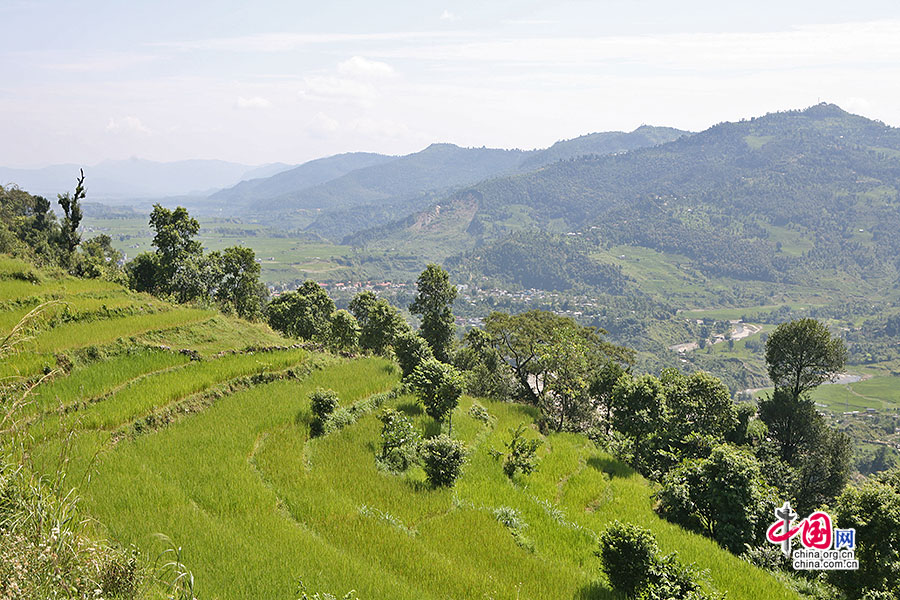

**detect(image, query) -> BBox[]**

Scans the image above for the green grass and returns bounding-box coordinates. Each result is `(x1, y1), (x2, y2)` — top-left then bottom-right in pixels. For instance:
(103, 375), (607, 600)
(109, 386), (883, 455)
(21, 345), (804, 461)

(21, 347), (190, 420)
(754, 375), (900, 412)
(29, 347), (308, 441)
(65, 358), (795, 600)
(31, 308), (216, 353)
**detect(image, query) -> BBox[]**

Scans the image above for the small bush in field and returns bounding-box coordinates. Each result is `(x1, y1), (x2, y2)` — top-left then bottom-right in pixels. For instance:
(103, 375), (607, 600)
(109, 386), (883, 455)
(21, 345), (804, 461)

(502, 423), (542, 478)
(421, 434), (466, 487)
(308, 388), (339, 436)
(378, 408), (419, 471)
(597, 521), (720, 599)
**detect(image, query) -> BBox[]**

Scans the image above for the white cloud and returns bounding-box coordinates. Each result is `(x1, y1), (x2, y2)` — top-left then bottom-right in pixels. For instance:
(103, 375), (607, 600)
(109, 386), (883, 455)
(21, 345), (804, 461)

(337, 56), (395, 79)
(105, 116), (152, 135)
(300, 76), (379, 105)
(440, 10), (458, 21)
(235, 96), (272, 109)
(306, 112), (340, 137)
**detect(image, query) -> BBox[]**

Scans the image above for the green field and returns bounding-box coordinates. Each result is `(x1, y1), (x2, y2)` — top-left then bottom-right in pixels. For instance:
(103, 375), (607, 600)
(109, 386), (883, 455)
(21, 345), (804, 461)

(754, 375), (900, 412)
(3, 263), (798, 600)
(82, 215), (351, 285)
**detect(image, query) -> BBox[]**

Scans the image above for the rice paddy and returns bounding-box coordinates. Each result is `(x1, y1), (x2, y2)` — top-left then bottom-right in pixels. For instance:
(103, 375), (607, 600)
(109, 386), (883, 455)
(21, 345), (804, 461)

(2, 264), (799, 599)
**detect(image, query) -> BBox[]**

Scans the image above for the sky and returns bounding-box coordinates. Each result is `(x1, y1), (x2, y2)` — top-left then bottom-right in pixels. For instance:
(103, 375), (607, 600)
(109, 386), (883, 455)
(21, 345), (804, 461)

(3, 0), (900, 167)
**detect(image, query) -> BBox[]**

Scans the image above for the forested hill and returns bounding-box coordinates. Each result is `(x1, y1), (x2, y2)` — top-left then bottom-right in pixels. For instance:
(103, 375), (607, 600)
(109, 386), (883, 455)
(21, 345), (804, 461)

(351, 104), (900, 285)
(518, 125), (689, 171)
(206, 126), (687, 240)
(252, 143), (531, 213)
(208, 151), (394, 206)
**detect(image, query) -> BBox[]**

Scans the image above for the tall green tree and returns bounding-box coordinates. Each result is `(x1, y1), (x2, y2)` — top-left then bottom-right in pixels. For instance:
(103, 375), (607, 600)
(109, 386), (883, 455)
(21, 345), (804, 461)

(765, 318), (847, 400)
(148, 204), (202, 294)
(409, 264), (457, 362)
(483, 309), (632, 407)
(214, 246), (267, 319)
(356, 296), (408, 354)
(589, 361), (626, 435)
(266, 281), (335, 340)
(611, 374), (667, 469)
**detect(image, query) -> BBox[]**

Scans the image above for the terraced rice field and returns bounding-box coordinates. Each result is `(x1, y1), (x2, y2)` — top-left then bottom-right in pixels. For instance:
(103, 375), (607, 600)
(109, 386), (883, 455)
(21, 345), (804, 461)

(2, 263), (798, 600)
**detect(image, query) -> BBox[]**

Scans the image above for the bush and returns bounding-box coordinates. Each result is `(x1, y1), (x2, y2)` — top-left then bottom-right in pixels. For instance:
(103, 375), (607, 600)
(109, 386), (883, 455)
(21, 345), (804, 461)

(309, 388), (339, 436)
(502, 424), (542, 478)
(408, 359), (464, 431)
(597, 521), (659, 598)
(420, 435), (466, 487)
(378, 409), (419, 471)
(656, 444), (776, 554)
(598, 521), (721, 600)
(309, 388), (339, 421)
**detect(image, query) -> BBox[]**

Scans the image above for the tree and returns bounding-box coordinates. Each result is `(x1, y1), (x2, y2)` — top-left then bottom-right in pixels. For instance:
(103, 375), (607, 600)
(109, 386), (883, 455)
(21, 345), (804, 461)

(408, 359), (464, 434)
(378, 408), (419, 471)
(757, 388), (821, 466)
(393, 331), (434, 379)
(830, 469), (900, 599)
(126, 252), (161, 294)
(420, 434), (466, 487)
(793, 424), (852, 515)
(541, 324), (596, 432)
(661, 369), (737, 442)
(74, 234), (123, 279)
(656, 444), (776, 553)
(348, 290), (377, 325)
(329, 309), (359, 350)
(502, 424), (542, 478)
(483, 310), (632, 407)
(266, 281), (335, 340)
(148, 204), (202, 295)
(57, 169), (85, 260)
(589, 361), (626, 435)
(765, 318), (847, 400)
(409, 264), (457, 362)
(611, 374), (667, 469)
(455, 328), (517, 401)
(214, 246), (267, 319)
(357, 297), (408, 354)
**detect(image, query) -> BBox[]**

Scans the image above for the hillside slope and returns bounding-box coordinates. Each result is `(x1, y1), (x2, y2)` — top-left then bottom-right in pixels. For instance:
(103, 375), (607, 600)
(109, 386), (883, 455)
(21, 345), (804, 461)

(352, 104), (900, 288)
(2, 256), (797, 600)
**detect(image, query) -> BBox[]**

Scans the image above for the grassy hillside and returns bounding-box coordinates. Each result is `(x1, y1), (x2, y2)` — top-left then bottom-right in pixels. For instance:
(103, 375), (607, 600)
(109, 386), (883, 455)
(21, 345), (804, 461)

(2, 257), (798, 599)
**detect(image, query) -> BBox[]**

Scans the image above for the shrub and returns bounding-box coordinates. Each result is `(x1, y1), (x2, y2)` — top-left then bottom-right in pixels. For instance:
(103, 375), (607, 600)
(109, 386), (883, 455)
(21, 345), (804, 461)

(598, 521), (720, 599)
(309, 388), (339, 421)
(309, 388), (339, 436)
(420, 434), (466, 487)
(378, 409), (419, 471)
(656, 444), (776, 553)
(408, 359), (465, 431)
(598, 521), (659, 598)
(502, 424), (542, 478)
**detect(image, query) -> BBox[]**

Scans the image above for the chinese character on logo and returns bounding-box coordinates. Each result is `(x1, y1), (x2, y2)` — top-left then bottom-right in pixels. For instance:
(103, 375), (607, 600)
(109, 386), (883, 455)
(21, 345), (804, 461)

(800, 511), (832, 550)
(834, 529), (856, 550)
(766, 502), (800, 556)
